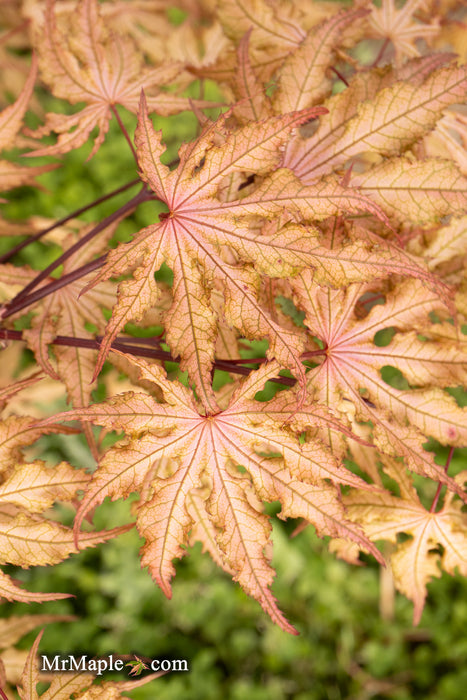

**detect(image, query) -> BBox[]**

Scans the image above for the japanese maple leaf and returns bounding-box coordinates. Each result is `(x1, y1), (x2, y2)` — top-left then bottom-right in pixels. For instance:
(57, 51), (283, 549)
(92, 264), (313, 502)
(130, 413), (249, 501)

(271, 6), (369, 114)
(0, 613), (74, 689)
(0, 377), (128, 601)
(229, 7), (368, 124)
(213, 0), (305, 83)
(369, 0), (440, 65)
(426, 109), (467, 177)
(49, 355), (381, 634)
(351, 157), (467, 226)
(343, 457), (467, 624)
(283, 62), (467, 212)
(86, 92), (403, 413)
(25, 0), (211, 158)
(292, 275), (467, 496)
(0, 54), (54, 190)
(0, 453), (130, 601)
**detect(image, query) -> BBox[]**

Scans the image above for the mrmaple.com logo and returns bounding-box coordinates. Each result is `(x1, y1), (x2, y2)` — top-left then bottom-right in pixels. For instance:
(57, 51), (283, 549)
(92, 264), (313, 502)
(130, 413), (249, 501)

(40, 654), (189, 675)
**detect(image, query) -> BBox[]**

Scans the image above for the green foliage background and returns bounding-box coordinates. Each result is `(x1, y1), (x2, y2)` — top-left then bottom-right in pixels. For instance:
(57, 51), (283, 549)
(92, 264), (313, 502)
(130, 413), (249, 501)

(1, 75), (467, 700)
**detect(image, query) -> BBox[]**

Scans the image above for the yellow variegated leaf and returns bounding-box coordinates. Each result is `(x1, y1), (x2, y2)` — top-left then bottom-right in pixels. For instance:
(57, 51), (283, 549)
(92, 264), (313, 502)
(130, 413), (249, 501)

(232, 30), (273, 123)
(352, 158), (467, 225)
(0, 504), (130, 568)
(218, 0), (304, 48)
(419, 214), (467, 269)
(88, 95), (328, 411)
(0, 55), (37, 152)
(17, 630), (93, 700)
(369, 0), (440, 65)
(292, 277), (467, 493)
(46, 356), (381, 634)
(0, 570), (71, 604)
(0, 461), (89, 513)
(0, 615), (73, 651)
(344, 462), (467, 623)
(273, 7), (368, 113)
(0, 55), (55, 190)
(287, 64), (467, 182)
(26, 0), (212, 157)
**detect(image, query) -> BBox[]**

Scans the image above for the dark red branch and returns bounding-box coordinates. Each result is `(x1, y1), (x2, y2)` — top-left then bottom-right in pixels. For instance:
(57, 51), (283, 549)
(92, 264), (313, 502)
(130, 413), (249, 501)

(0, 178), (141, 265)
(3, 188), (154, 317)
(0, 328), (317, 386)
(371, 37), (390, 68)
(1, 256), (106, 319)
(330, 66), (349, 87)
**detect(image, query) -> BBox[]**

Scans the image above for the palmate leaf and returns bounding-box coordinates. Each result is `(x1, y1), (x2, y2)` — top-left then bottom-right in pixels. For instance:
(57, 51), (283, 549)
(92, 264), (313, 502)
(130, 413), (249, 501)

(25, 0), (213, 158)
(0, 379), (129, 602)
(344, 458), (467, 624)
(87, 91), (421, 413)
(87, 97), (327, 411)
(351, 157), (467, 226)
(0, 613), (74, 688)
(0, 570), (71, 604)
(1, 222), (117, 457)
(272, 7), (369, 113)
(284, 63), (467, 182)
(48, 355), (382, 634)
(0, 54), (55, 191)
(414, 214), (467, 269)
(369, 0), (440, 65)
(292, 277), (467, 495)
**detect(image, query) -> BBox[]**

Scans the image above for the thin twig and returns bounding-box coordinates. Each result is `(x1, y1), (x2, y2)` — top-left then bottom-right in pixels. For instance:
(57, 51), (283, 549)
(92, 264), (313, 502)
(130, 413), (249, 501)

(0, 328), (303, 386)
(429, 445), (455, 513)
(3, 189), (153, 315)
(371, 37), (390, 68)
(1, 256), (106, 319)
(111, 104), (138, 163)
(330, 66), (349, 87)
(0, 178), (141, 264)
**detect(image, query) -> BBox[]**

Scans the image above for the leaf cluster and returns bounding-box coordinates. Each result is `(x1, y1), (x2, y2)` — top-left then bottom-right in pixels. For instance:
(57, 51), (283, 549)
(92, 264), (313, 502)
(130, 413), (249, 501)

(0, 0), (467, 694)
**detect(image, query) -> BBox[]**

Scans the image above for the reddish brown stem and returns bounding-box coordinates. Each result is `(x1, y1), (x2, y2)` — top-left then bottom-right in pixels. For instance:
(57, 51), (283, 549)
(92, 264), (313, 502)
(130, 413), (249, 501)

(429, 446), (455, 513)
(111, 104), (138, 163)
(330, 66), (349, 87)
(0, 328), (298, 386)
(0, 686), (10, 700)
(1, 256), (106, 319)
(0, 178), (141, 265)
(371, 37), (390, 67)
(302, 347), (328, 359)
(3, 189), (153, 316)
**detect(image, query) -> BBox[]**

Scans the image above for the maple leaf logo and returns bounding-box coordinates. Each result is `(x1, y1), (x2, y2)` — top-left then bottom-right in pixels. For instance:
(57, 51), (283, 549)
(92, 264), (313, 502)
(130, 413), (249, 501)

(126, 656), (149, 677)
